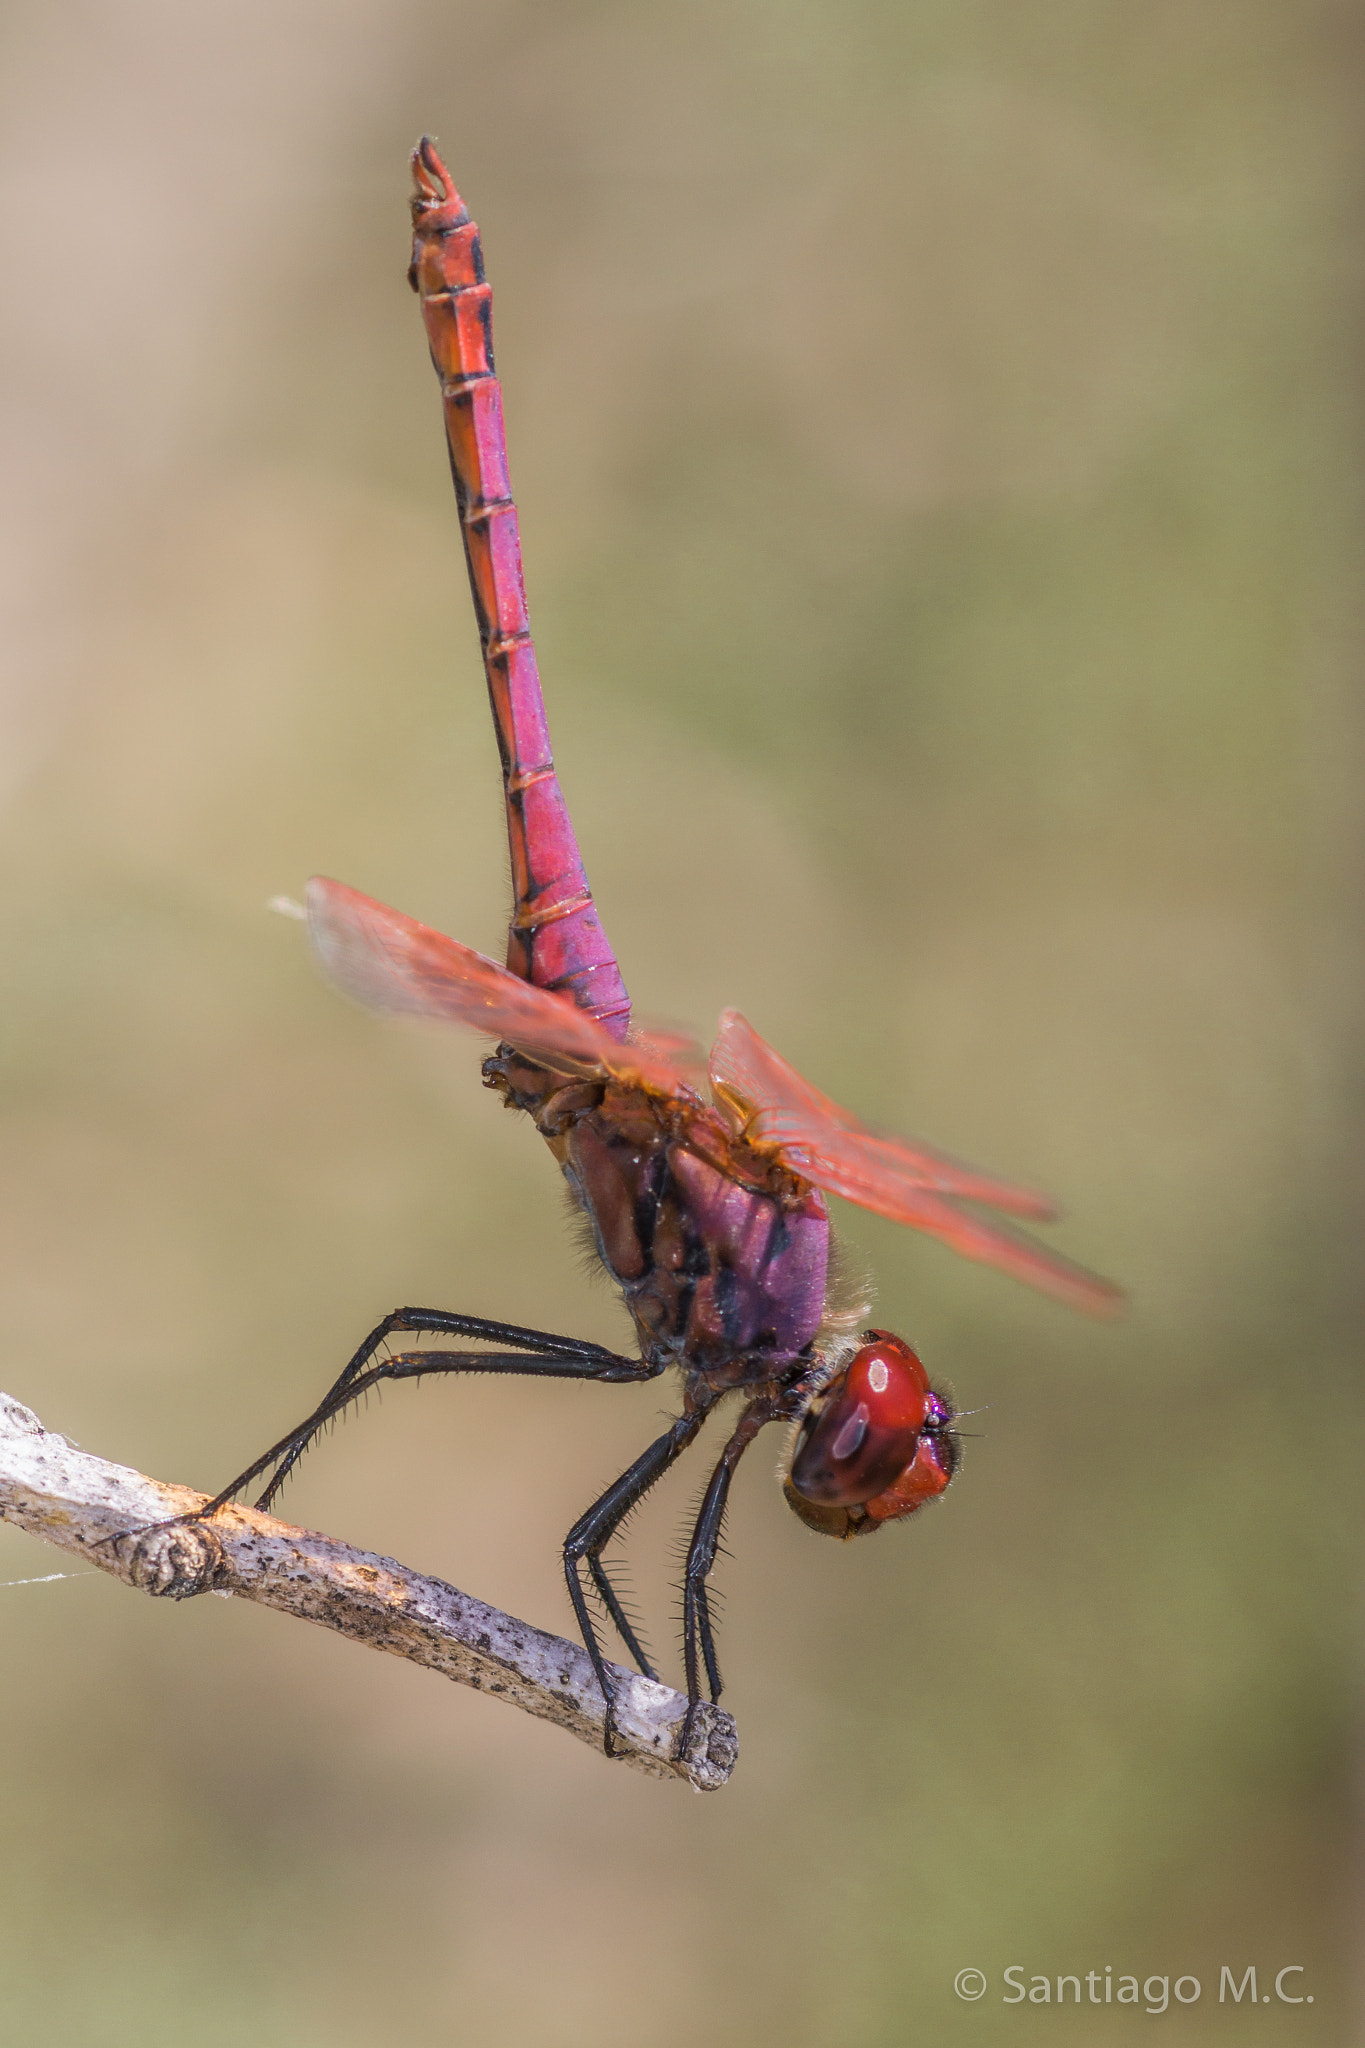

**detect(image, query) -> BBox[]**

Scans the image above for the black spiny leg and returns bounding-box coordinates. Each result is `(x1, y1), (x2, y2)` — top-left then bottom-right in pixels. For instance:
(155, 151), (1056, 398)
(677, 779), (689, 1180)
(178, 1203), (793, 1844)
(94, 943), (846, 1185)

(194, 1308), (659, 1520)
(678, 1397), (773, 1756)
(694, 1580), (724, 1706)
(586, 1556), (657, 1681)
(563, 1404), (711, 1755)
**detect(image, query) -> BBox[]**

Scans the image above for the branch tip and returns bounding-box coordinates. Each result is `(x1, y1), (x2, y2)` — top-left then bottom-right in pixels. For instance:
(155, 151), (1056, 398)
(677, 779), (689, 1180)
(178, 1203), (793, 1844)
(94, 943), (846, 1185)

(0, 1390), (737, 1790)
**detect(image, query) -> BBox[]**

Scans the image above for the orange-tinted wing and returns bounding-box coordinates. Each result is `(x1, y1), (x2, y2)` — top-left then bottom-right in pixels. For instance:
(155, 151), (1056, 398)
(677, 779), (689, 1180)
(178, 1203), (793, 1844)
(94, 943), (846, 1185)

(628, 1022), (711, 1093)
(709, 1009), (1121, 1318)
(710, 1010), (1055, 1214)
(307, 878), (698, 1097)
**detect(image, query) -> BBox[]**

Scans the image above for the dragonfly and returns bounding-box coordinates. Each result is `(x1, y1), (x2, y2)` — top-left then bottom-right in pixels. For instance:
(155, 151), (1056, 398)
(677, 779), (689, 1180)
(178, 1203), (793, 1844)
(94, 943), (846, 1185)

(201, 137), (1120, 1757)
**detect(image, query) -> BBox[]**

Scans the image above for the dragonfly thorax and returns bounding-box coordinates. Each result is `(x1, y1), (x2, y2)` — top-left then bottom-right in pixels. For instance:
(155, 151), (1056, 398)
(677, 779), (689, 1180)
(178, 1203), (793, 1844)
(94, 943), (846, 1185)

(483, 1047), (831, 1387)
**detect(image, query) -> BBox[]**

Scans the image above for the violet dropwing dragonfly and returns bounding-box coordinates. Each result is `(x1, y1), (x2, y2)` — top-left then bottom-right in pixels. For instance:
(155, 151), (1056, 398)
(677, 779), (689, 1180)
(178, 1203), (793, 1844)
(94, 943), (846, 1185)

(202, 138), (1120, 1757)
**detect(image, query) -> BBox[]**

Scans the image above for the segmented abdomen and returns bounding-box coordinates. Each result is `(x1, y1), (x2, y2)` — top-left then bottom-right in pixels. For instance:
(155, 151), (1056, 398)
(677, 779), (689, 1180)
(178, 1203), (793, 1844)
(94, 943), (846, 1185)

(409, 137), (631, 1038)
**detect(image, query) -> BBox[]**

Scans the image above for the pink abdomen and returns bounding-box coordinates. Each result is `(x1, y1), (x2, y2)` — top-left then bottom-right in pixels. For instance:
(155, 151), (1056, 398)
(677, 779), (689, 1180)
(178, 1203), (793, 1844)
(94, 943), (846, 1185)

(409, 139), (631, 1037)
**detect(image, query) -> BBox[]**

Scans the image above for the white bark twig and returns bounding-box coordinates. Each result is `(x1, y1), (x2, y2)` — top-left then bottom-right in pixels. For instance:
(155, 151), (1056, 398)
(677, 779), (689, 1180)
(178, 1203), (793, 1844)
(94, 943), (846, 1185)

(0, 1391), (737, 1791)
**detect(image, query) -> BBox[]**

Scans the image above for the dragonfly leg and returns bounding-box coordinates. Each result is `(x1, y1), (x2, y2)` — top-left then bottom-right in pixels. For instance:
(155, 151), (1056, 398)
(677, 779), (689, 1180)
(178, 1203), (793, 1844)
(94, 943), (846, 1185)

(678, 1398), (774, 1755)
(562, 1406), (710, 1756)
(585, 1556), (657, 1682)
(196, 1307), (656, 1520)
(694, 1581), (723, 1707)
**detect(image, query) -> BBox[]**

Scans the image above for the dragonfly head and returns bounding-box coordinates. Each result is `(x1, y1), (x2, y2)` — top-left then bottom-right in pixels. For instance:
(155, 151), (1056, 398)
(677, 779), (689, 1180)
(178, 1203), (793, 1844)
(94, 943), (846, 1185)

(782, 1331), (958, 1539)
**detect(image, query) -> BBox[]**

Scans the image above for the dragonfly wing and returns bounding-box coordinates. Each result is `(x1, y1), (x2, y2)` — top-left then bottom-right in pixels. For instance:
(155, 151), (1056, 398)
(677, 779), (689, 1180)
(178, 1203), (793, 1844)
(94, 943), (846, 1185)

(306, 879), (699, 1095)
(629, 1022), (711, 1092)
(772, 1145), (1121, 1317)
(709, 1010), (1121, 1318)
(308, 878), (612, 1067)
(710, 1010), (1056, 1216)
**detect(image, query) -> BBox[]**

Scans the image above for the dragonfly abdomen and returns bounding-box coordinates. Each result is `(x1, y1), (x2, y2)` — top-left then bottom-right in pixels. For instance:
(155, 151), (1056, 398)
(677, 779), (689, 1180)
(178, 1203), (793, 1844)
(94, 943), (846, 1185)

(409, 137), (631, 1038)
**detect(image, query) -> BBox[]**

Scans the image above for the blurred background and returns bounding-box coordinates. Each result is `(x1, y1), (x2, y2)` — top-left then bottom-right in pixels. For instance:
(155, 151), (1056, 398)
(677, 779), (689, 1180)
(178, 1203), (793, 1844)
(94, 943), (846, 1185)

(0, 0), (1358, 2040)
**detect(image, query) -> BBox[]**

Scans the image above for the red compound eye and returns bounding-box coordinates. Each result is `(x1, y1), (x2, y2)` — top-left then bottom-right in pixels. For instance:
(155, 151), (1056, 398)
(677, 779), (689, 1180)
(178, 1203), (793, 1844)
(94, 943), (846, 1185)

(862, 1429), (954, 1522)
(789, 1331), (947, 1509)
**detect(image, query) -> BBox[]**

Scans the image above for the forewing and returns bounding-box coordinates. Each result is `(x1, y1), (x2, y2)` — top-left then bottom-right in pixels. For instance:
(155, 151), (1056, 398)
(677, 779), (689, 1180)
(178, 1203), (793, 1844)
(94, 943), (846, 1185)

(710, 1010), (1055, 1216)
(709, 1009), (1121, 1318)
(778, 1158), (1120, 1317)
(629, 1022), (711, 1091)
(307, 878), (697, 1095)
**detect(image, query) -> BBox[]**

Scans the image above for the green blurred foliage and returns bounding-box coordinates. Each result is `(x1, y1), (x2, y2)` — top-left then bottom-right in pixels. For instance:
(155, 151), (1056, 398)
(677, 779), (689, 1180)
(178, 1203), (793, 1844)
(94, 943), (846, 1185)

(0, 0), (1357, 2040)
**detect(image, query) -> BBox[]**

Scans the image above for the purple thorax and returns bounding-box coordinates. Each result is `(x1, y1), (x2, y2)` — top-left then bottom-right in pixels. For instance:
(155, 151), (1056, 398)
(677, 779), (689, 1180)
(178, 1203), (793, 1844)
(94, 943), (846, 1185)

(665, 1150), (829, 1370)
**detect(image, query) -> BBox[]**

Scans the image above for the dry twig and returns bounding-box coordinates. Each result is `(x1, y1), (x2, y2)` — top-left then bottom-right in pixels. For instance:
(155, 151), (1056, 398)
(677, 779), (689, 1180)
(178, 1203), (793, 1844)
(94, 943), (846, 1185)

(0, 1389), (737, 1791)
